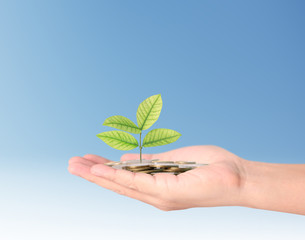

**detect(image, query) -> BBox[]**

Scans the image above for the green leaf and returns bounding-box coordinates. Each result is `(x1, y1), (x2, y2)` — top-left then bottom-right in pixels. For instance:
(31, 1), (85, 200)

(96, 131), (139, 150)
(136, 94), (162, 130)
(103, 115), (141, 134)
(142, 128), (181, 147)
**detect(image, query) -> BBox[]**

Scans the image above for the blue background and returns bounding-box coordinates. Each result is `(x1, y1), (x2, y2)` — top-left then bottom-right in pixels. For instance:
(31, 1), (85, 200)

(1, 1), (304, 239)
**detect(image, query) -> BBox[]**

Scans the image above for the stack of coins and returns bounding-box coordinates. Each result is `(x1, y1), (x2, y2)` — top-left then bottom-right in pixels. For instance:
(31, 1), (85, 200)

(104, 159), (206, 175)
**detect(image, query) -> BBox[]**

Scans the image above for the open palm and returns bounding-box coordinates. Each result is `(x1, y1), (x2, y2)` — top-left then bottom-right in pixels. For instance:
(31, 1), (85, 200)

(68, 145), (245, 210)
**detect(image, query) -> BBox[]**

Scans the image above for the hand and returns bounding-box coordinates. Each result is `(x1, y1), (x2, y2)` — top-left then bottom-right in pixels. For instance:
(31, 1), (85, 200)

(68, 145), (246, 211)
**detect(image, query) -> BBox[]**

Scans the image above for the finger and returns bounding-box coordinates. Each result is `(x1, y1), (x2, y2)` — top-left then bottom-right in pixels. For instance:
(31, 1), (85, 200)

(68, 162), (161, 207)
(91, 163), (162, 196)
(83, 154), (112, 164)
(69, 156), (95, 166)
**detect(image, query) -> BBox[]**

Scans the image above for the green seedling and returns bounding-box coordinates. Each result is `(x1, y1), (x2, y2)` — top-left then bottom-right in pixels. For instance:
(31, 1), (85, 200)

(96, 94), (181, 162)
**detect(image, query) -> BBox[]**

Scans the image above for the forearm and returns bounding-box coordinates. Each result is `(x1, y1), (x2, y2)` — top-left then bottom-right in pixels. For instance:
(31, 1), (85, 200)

(239, 160), (305, 215)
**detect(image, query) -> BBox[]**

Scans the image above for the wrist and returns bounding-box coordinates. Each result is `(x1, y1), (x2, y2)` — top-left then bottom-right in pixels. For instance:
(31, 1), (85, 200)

(237, 159), (265, 209)
(237, 159), (305, 214)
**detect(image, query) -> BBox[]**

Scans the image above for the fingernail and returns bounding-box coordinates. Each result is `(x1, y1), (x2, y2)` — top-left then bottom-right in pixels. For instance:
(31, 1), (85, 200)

(68, 165), (81, 177)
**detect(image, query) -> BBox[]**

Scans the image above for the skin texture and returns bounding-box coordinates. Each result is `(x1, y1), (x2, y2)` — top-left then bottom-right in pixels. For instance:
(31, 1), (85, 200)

(68, 145), (305, 215)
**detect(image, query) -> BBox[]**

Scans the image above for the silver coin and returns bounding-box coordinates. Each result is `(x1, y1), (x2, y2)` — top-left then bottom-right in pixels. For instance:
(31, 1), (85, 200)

(151, 172), (176, 175)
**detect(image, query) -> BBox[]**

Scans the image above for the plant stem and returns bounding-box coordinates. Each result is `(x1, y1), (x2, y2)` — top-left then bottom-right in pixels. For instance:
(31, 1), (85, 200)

(139, 132), (142, 163)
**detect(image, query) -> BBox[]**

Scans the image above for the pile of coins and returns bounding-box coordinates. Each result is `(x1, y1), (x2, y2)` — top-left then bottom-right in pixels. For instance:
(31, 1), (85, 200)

(104, 159), (206, 175)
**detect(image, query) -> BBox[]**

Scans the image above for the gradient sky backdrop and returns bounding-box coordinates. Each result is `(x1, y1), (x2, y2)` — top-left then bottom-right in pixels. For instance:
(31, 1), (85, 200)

(1, 1), (305, 239)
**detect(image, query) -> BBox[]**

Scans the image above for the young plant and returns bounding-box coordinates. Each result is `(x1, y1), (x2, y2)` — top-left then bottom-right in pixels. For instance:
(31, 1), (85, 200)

(96, 94), (181, 162)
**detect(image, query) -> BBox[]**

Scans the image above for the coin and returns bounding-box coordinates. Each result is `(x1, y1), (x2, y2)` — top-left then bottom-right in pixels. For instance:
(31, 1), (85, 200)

(123, 165), (153, 171)
(151, 172), (176, 175)
(124, 163), (153, 168)
(105, 161), (120, 166)
(174, 161), (196, 164)
(152, 164), (179, 169)
(178, 164), (206, 168)
(140, 169), (169, 174)
(164, 167), (193, 172)
(124, 164), (151, 169)
(124, 167), (154, 172)
(151, 160), (175, 163)
(104, 162), (114, 166)
(123, 167), (153, 171)
(105, 159), (207, 175)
